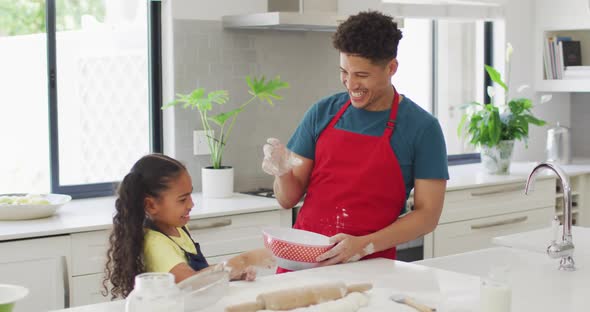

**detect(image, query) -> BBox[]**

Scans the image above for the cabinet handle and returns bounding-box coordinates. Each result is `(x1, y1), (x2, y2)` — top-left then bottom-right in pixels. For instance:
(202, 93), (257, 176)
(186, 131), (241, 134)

(188, 219), (232, 230)
(471, 216), (528, 230)
(470, 184), (524, 196)
(61, 255), (70, 308)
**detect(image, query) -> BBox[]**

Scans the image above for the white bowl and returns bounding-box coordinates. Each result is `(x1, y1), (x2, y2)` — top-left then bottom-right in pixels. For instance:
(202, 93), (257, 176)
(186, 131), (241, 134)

(0, 284), (29, 312)
(262, 227), (334, 271)
(0, 193), (71, 220)
(177, 270), (229, 311)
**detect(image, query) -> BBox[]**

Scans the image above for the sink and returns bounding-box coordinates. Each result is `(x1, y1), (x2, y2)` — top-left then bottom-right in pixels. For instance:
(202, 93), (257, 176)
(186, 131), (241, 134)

(492, 226), (590, 256)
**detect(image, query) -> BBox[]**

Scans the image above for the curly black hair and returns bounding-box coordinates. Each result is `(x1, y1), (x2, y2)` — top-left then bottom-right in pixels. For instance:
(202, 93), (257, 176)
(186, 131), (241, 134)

(332, 10), (403, 65)
(102, 153), (186, 299)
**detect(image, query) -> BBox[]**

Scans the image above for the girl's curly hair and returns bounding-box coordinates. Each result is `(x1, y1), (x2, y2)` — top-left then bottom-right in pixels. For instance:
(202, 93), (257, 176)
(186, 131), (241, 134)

(332, 10), (403, 65)
(102, 153), (186, 299)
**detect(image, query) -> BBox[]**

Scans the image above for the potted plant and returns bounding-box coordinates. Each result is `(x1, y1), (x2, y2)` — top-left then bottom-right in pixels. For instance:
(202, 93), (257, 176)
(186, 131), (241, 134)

(164, 75), (289, 197)
(458, 43), (550, 174)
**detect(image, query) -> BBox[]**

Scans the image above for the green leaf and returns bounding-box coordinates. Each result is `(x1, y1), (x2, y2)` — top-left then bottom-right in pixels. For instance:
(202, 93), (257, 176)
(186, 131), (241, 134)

(208, 107), (243, 126)
(247, 75), (290, 106)
(208, 90), (229, 105)
(484, 65), (508, 91)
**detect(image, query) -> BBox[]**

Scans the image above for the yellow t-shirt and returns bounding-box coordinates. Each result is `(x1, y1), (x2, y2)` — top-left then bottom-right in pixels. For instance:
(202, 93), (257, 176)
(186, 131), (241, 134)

(144, 227), (198, 273)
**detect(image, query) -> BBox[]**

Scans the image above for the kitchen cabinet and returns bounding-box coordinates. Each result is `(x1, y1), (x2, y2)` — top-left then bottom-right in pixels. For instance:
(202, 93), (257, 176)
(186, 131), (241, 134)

(534, 0), (590, 92)
(187, 210), (284, 265)
(69, 209), (290, 307)
(69, 230), (110, 307)
(555, 173), (590, 226)
(423, 178), (556, 258)
(0, 194), (291, 309)
(0, 236), (70, 311)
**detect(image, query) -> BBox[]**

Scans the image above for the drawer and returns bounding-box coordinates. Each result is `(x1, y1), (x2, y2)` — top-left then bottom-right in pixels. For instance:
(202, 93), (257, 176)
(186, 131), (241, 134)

(70, 273), (111, 307)
(187, 210), (282, 258)
(440, 178), (555, 223)
(71, 230), (110, 276)
(433, 206), (554, 257)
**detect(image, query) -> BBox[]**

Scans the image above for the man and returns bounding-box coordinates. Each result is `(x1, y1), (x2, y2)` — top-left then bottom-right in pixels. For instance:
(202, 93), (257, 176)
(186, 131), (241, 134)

(262, 11), (448, 271)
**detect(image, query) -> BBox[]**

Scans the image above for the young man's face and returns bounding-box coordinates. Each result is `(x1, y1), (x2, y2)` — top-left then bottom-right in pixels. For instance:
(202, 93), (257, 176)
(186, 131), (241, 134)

(339, 53), (397, 111)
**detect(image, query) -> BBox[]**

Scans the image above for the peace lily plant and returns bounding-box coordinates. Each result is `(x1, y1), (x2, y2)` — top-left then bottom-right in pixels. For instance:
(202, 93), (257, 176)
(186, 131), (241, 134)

(458, 43), (551, 174)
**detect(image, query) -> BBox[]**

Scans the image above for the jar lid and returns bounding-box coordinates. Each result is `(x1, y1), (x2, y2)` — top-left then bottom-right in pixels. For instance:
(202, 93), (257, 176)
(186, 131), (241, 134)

(550, 122), (570, 130)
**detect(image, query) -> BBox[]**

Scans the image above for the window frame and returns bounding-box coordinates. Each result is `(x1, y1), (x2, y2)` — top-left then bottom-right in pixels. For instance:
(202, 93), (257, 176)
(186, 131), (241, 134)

(442, 20), (494, 166)
(46, 0), (162, 198)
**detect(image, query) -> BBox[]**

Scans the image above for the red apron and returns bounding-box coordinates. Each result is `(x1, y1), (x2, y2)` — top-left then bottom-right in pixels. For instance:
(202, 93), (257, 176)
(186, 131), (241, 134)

(278, 90), (406, 273)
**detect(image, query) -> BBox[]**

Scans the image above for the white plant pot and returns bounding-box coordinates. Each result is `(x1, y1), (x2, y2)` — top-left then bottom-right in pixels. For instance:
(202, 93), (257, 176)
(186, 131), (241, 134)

(201, 166), (234, 198)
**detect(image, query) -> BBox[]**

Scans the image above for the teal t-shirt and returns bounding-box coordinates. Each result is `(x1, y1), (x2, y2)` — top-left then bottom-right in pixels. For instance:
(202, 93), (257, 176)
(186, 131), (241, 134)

(287, 91), (449, 210)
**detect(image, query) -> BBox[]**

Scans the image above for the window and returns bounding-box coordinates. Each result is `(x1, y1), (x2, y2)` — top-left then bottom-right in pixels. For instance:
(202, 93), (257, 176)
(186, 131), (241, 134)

(435, 20), (487, 157)
(393, 18), (496, 163)
(393, 18), (433, 113)
(0, 0), (51, 194)
(0, 0), (162, 198)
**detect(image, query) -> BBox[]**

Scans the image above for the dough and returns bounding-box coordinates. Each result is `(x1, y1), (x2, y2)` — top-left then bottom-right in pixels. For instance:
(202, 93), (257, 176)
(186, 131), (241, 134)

(259, 292), (369, 312)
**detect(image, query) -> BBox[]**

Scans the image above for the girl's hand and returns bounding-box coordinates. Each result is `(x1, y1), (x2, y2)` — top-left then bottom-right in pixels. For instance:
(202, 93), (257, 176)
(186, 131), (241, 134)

(223, 258), (256, 281)
(223, 248), (275, 281)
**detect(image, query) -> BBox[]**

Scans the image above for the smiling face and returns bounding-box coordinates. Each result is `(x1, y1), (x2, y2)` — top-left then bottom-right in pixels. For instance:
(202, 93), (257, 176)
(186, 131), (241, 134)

(340, 53), (398, 111)
(145, 170), (194, 236)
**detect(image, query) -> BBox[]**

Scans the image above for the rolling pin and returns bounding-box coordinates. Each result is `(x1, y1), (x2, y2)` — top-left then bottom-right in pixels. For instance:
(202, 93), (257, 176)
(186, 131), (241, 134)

(225, 282), (372, 312)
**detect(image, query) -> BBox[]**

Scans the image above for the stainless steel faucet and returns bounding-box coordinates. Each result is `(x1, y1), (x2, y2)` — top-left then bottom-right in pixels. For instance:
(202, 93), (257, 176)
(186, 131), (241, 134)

(525, 162), (575, 271)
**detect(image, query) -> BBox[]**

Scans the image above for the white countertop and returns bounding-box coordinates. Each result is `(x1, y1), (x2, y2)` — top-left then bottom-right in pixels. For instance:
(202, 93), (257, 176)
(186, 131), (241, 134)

(3, 160), (590, 242)
(492, 225), (590, 256)
(417, 246), (590, 311)
(446, 159), (590, 191)
(0, 193), (281, 241)
(51, 258), (481, 312)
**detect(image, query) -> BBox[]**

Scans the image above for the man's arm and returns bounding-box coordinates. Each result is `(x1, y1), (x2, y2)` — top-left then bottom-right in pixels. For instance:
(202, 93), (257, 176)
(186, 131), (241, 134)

(317, 178), (446, 264)
(368, 178), (446, 250)
(273, 154), (314, 209)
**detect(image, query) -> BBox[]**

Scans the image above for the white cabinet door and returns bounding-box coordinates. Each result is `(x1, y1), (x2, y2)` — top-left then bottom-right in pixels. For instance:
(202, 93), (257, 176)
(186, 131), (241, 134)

(70, 274), (111, 307)
(187, 211), (283, 258)
(70, 230), (110, 307)
(0, 236), (70, 311)
(433, 207), (554, 257)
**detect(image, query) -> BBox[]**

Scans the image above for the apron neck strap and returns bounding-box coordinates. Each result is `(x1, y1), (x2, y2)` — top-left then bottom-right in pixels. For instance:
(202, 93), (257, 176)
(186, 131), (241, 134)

(383, 88), (400, 138)
(329, 87), (401, 137)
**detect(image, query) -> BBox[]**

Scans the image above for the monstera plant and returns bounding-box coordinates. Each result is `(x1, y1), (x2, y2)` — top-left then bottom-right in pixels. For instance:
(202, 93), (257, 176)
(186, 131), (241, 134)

(164, 75), (289, 197)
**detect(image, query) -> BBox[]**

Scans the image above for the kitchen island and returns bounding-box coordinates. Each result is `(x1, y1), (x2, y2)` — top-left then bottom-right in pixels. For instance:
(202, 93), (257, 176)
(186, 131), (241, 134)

(4, 160), (590, 311)
(51, 258), (481, 312)
(51, 234), (590, 312)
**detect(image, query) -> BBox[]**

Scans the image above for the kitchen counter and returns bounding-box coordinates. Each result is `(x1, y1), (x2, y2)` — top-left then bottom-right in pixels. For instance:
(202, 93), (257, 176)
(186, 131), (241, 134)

(51, 258), (481, 312)
(446, 159), (590, 191)
(417, 226), (590, 311)
(0, 193), (282, 241)
(493, 225), (590, 256)
(52, 241), (590, 312)
(417, 246), (590, 311)
(3, 160), (590, 242)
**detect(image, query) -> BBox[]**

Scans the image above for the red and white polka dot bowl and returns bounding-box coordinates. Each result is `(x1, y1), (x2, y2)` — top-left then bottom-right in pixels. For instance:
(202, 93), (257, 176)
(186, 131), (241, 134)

(262, 227), (335, 271)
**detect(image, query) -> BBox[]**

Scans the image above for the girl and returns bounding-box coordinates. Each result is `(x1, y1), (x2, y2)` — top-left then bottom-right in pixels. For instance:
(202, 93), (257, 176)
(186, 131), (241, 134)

(103, 154), (273, 298)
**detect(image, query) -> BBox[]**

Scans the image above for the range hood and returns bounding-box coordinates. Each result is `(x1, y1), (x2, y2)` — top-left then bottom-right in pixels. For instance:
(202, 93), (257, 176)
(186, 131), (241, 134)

(222, 0), (344, 32)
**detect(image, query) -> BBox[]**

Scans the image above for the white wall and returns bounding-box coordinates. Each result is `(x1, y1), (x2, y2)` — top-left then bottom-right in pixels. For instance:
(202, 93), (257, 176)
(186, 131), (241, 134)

(161, 0), (575, 162)
(508, 0), (571, 161)
(168, 0), (266, 20)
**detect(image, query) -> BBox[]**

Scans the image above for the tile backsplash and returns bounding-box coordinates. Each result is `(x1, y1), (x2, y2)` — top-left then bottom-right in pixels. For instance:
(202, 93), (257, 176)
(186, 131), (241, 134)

(169, 20), (342, 192)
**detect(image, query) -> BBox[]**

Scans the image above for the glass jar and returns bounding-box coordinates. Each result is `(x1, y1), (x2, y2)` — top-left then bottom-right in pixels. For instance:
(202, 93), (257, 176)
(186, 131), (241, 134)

(125, 273), (184, 312)
(480, 266), (511, 312)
